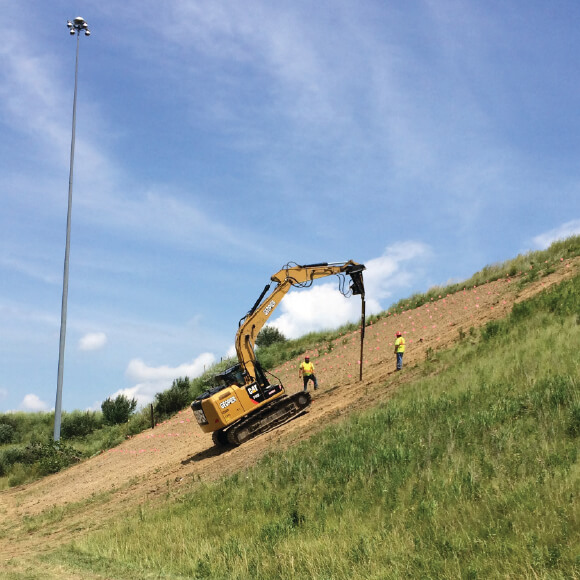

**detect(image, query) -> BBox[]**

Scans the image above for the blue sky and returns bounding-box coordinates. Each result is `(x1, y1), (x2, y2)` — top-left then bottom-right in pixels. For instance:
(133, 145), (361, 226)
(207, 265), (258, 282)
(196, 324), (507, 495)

(1, 1), (579, 413)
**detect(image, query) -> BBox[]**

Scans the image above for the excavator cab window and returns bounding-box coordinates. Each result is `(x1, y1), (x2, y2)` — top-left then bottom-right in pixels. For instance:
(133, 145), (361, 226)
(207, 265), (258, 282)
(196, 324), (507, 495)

(214, 364), (246, 388)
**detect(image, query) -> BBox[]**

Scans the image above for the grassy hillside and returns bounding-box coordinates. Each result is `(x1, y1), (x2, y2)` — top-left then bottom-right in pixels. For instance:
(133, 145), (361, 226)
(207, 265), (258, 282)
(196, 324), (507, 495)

(45, 266), (580, 578)
(2, 236), (579, 491)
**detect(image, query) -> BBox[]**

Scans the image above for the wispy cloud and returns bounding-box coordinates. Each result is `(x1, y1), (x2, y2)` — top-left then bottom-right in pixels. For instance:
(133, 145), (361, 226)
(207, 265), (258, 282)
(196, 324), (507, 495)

(0, 27), (69, 155)
(79, 187), (269, 257)
(0, 249), (61, 285)
(0, 13), (276, 263)
(532, 220), (580, 250)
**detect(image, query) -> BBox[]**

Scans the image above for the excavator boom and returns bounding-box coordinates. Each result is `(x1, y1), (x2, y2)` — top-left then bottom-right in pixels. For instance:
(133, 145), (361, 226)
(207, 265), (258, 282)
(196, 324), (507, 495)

(236, 261), (365, 385)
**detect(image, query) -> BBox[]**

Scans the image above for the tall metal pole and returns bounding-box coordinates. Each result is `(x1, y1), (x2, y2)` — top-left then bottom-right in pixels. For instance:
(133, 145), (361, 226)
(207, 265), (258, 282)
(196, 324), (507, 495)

(54, 17), (90, 441)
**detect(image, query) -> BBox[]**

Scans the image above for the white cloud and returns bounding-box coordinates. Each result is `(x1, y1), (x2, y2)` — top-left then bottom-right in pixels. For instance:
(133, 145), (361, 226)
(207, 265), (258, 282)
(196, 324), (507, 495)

(79, 332), (108, 351)
(20, 393), (51, 412)
(269, 284), (362, 339)
(363, 242), (432, 304)
(269, 243), (432, 339)
(115, 353), (217, 407)
(532, 220), (580, 250)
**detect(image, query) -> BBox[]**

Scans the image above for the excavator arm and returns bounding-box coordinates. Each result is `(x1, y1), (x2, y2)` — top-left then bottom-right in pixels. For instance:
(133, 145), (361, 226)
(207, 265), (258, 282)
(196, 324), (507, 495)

(235, 261), (365, 387)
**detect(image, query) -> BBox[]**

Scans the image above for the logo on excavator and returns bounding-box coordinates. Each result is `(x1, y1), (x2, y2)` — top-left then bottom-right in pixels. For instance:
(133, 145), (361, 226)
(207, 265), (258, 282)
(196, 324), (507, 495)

(219, 396), (237, 409)
(263, 300), (276, 316)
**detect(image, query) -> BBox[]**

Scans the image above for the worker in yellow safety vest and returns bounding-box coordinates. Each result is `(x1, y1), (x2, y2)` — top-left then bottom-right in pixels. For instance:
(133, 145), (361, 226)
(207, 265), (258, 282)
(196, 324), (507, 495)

(299, 356), (318, 391)
(394, 331), (405, 371)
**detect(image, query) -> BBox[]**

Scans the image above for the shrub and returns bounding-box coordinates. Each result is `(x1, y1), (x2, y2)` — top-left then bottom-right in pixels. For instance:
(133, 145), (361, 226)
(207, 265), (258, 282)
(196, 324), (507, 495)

(0, 445), (36, 466)
(0, 446), (28, 477)
(481, 320), (506, 341)
(61, 411), (102, 439)
(101, 395), (137, 426)
(567, 403), (580, 438)
(24, 440), (83, 475)
(127, 408), (153, 436)
(0, 423), (15, 444)
(154, 377), (191, 418)
(256, 327), (287, 348)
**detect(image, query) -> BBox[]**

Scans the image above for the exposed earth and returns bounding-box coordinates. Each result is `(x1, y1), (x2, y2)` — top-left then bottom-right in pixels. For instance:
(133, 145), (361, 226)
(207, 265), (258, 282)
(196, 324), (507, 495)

(1, 257), (578, 575)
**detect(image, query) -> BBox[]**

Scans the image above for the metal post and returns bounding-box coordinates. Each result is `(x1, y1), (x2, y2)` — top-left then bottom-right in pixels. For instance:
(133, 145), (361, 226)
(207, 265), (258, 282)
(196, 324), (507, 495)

(54, 17), (90, 441)
(359, 297), (366, 381)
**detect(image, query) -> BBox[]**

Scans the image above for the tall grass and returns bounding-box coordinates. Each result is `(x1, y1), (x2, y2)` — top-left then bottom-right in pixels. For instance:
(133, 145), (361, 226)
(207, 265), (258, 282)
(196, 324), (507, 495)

(389, 234), (580, 312)
(58, 275), (580, 579)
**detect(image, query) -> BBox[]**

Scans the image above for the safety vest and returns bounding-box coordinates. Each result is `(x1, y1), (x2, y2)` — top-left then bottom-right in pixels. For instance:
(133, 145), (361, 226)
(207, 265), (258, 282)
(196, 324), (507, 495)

(395, 337), (405, 353)
(300, 362), (315, 375)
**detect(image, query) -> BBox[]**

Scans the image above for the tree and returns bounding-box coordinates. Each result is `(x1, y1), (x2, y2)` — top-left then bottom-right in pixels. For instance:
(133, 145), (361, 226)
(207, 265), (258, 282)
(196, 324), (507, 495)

(61, 411), (101, 439)
(154, 377), (191, 417)
(256, 326), (287, 348)
(101, 394), (137, 426)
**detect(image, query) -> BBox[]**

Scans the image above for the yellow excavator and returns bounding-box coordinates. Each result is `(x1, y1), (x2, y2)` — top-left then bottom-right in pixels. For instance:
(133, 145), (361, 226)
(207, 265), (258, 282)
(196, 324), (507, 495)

(191, 261), (366, 446)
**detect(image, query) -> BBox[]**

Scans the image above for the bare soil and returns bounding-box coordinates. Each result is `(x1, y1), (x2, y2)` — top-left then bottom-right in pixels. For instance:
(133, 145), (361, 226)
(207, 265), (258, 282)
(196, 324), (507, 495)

(1, 258), (578, 574)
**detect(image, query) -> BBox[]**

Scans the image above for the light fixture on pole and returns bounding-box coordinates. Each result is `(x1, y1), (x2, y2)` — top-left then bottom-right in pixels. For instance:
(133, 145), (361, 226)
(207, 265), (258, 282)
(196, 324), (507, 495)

(54, 17), (91, 441)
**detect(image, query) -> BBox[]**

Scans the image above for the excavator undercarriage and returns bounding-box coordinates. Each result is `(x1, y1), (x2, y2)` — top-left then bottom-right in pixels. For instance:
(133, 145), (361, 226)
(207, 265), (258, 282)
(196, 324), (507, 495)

(211, 390), (311, 446)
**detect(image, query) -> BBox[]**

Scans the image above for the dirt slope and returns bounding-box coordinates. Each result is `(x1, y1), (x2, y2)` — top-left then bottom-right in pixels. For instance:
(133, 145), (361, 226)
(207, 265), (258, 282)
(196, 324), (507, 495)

(1, 258), (578, 566)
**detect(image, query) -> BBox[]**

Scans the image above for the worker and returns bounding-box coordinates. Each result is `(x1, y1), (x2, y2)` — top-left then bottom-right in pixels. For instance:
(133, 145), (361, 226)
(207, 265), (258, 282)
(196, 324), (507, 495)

(299, 356), (318, 391)
(394, 331), (405, 371)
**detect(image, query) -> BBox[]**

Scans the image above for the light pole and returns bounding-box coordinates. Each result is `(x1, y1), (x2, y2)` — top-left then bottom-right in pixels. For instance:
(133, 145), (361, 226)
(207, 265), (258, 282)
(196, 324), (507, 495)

(54, 17), (91, 441)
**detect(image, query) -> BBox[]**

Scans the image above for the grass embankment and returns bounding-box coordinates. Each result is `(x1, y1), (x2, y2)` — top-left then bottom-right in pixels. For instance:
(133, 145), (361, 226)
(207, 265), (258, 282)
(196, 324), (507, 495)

(53, 275), (580, 579)
(2, 236), (579, 491)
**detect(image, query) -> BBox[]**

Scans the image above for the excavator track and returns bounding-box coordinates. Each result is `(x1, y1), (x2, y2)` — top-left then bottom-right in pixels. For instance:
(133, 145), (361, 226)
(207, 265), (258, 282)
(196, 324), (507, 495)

(225, 391), (311, 446)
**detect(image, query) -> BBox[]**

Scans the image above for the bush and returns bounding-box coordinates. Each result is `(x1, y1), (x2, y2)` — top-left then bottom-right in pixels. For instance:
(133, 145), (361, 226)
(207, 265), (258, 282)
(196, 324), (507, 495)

(154, 377), (191, 418)
(0, 445), (37, 466)
(127, 408), (153, 436)
(567, 403), (580, 438)
(0, 423), (15, 444)
(481, 320), (506, 341)
(0, 446), (27, 477)
(256, 326), (287, 348)
(101, 395), (137, 426)
(24, 440), (83, 475)
(61, 411), (102, 439)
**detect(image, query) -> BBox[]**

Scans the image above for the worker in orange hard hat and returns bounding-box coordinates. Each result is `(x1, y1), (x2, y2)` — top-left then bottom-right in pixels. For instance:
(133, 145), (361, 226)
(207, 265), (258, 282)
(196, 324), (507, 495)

(299, 355), (318, 392)
(394, 331), (405, 371)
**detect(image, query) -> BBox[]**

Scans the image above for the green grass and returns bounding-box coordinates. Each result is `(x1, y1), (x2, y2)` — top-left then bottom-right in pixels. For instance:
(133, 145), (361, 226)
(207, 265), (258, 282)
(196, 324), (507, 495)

(54, 274), (580, 579)
(3, 236), (580, 577)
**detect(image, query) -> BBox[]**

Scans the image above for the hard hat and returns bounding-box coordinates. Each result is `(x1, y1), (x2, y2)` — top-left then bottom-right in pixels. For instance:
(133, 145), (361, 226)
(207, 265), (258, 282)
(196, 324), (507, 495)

(395, 331), (402, 337)
(305, 356), (310, 360)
